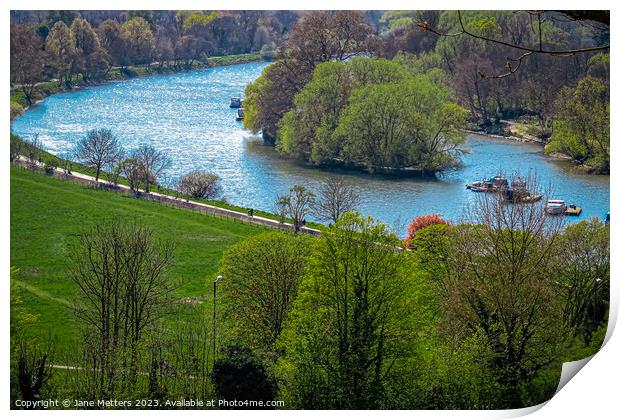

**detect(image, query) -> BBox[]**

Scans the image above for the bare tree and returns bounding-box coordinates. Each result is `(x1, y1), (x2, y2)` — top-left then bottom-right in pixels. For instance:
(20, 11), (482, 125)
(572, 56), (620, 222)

(23, 133), (43, 167)
(177, 170), (222, 201)
(74, 128), (124, 182)
(276, 184), (315, 233)
(312, 176), (360, 224)
(68, 221), (175, 398)
(119, 158), (148, 193)
(132, 144), (172, 193)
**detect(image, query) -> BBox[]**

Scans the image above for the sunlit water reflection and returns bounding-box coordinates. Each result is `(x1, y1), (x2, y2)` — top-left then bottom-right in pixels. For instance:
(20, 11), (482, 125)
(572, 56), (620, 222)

(11, 62), (610, 234)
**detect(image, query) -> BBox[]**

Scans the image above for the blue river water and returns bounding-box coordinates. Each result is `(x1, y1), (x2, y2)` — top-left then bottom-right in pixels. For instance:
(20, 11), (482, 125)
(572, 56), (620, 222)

(11, 61), (610, 234)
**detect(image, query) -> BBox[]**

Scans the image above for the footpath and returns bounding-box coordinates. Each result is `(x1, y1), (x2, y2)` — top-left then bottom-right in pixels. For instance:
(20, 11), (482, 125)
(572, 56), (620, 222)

(14, 157), (322, 237)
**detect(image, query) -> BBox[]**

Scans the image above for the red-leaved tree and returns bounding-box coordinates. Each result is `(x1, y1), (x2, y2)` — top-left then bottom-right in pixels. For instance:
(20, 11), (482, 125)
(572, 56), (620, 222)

(403, 214), (449, 248)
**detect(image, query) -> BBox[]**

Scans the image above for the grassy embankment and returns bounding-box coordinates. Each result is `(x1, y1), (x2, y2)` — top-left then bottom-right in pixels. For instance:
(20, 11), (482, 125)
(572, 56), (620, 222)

(10, 164), (269, 364)
(10, 53), (263, 118)
(10, 134), (324, 230)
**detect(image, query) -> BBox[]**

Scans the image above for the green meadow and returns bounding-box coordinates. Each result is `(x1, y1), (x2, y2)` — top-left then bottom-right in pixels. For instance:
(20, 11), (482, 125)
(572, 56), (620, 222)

(10, 165), (267, 363)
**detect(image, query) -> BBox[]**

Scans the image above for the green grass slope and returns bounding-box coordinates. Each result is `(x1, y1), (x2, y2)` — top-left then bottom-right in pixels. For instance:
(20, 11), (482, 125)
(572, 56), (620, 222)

(10, 165), (267, 363)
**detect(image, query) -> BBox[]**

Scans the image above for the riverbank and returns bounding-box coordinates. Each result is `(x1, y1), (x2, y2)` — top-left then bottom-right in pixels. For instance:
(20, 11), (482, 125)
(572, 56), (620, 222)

(10, 53), (264, 120)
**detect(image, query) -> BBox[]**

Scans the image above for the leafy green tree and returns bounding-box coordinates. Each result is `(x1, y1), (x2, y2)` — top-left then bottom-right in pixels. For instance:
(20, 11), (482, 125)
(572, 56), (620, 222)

(546, 76), (610, 173)
(126, 10), (158, 33)
(243, 11), (375, 143)
(181, 11), (218, 31)
(554, 218), (610, 340)
(121, 17), (154, 66)
(334, 76), (467, 172)
(219, 232), (312, 357)
(45, 10), (77, 27)
(277, 212), (431, 408)
(45, 20), (77, 87)
(10, 268), (36, 343)
(277, 58), (409, 163)
(434, 185), (565, 408)
(70, 17), (109, 80)
(97, 19), (127, 67)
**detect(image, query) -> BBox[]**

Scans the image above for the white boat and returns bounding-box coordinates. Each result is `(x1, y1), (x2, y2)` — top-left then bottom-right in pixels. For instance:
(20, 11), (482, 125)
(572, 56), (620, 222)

(545, 199), (567, 215)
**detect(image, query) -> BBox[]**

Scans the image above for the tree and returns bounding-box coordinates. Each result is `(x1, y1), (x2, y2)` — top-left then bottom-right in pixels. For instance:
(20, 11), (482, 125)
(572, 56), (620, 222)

(10, 24), (46, 105)
(277, 212), (424, 408)
(10, 134), (25, 163)
(70, 17), (109, 81)
(546, 76), (610, 173)
(554, 218), (610, 340)
(120, 158), (148, 193)
(97, 19), (127, 67)
(436, 174), (565, 408)
(421, 11), (608, 79)
(212, 345), (277, 408)
(73, 128), (124, 182)
(68, 221), (175, 398)
(219, 232), (312, 356)
(403, 214), (449, 249)
(120, 17), (154, 66)
(334, 75), (467, 172)
(45, 20), (77, 87)
(243, 11), (376, 143)
(45, 10), (77, 27)
(132, 144), (172, 193)
(277, 58), (409, 162)
(312, 176), (360, 224)
(276, 185), (315, 233)
(15, 341), (54, 406)
(177, 170), (222, 200)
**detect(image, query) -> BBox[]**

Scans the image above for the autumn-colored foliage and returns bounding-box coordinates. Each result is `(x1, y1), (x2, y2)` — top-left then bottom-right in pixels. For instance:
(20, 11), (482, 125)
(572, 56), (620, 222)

(403, 214), (449, 248)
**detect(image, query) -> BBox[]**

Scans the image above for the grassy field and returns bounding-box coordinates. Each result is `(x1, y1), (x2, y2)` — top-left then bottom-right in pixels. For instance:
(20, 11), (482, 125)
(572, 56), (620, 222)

(10, 165), (268, 363)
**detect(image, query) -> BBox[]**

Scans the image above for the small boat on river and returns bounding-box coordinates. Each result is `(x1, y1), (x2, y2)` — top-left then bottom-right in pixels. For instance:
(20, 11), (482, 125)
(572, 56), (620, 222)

(466, 176), (508, 192)
(466, 175), (542, 203)
(235, 107), (245, 121)
(545, 199), (581, 216)
(230, 97), (242, 108)
(545, 199), (566, 215)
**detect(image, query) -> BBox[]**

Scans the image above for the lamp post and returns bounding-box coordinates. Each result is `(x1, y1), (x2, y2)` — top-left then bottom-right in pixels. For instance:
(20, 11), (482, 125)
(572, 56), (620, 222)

(213, 275), (223, 360)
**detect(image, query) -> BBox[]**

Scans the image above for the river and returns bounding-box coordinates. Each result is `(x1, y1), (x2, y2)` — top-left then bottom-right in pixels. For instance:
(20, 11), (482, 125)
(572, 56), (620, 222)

(11, 61), (610, 234)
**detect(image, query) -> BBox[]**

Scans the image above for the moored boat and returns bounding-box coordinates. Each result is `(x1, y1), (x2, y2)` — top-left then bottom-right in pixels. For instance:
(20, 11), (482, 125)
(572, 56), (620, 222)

(545, 199), (567, 215)
(235, 107), (245, 121)
(229, 97), (242, 108)
(465, 175), (508, 192)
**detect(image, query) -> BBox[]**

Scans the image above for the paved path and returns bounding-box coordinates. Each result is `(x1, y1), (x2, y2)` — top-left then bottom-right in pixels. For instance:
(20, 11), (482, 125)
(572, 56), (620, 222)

(14, 156), (322, 237)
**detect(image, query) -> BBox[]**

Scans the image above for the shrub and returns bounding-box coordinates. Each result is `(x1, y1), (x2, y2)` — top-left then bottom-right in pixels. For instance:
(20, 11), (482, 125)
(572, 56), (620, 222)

(212, 345), (276, 408)
(44, 158), (59, 175)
